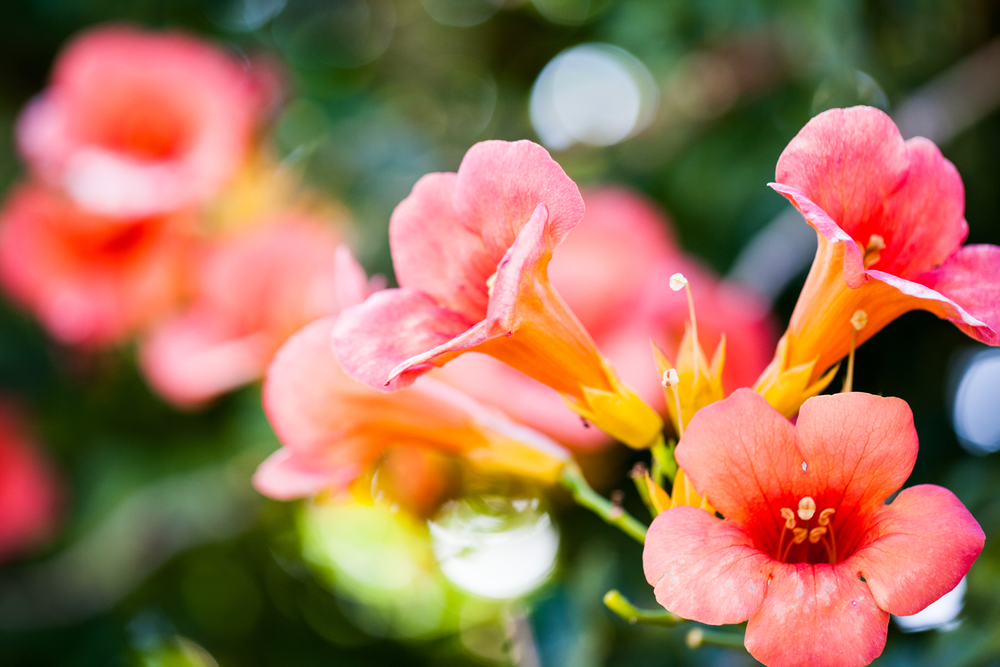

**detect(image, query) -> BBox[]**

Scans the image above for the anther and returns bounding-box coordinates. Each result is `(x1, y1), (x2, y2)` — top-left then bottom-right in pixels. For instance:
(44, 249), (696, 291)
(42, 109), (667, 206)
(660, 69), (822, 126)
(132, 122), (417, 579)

(808, 526), (827, 544)
(486, 271), (497, 297)
(864, 234), (885, 269)
(669, 273), (688, 291)
(797, 497), (816, 521)
(792, 527), (808, 544)
(661, 368), (679, 388)
(851, 310), (868, 331)
(818, 508), (835, 526)
(780, 507), (796, 530)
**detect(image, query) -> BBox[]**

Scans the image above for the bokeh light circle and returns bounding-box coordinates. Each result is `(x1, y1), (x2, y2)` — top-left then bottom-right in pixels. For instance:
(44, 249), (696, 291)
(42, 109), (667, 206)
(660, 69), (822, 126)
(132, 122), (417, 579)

(530, 43), (658, 150)
(950, 348), (1000, 455)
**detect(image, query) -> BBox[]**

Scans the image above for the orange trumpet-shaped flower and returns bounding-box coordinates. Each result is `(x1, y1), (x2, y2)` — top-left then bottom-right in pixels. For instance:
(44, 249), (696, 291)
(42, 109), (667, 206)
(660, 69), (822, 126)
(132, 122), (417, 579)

(755, 106), (1000, 416)
(332, 141), (662, 448)
(254, 316), (570, 515)
(434, 187), (775, 451)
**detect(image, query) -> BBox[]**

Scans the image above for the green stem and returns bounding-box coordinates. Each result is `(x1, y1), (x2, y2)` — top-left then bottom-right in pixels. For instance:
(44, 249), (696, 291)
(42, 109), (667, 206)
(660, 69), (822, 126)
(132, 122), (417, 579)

(560, 464), (647, 543)
(631, 470), (657, 519)
(603, 590), (682, 626)
(686, 627), (746, 649)
(650, 436), (677, 487)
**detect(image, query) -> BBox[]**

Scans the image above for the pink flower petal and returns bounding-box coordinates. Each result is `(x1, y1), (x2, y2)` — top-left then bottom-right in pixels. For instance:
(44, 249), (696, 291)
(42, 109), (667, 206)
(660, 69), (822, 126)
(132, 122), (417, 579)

(334, 245), (375, 310)
(745, 563), (888, 667)
(770, 182), (867, 289)
(848, 484), (985, 616)
(390, 172), (490, 318)
(453, 140), (584, 266)
(675, 388), (803, 537)
(643, 506), (772, 625)
(252, 448), (360, 501)
(794, 393), (918, 555)
(333, 289), (477, 391)
(916, 244), (1000, 345)
(866, 268), (996, 343)
(874, 138), (967, 278)
(775, 106), (908, 244)
(141, 316), (269, 407)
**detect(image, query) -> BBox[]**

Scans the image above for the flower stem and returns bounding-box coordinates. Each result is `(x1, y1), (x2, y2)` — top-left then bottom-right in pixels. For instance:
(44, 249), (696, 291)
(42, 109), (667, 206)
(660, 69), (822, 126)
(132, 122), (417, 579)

(650, 436), (677, 487)
(603, 590), (682, 626)
(843, 327), (857, 393)
(686, 627), (746, 649)
(560, 463), (647, 543)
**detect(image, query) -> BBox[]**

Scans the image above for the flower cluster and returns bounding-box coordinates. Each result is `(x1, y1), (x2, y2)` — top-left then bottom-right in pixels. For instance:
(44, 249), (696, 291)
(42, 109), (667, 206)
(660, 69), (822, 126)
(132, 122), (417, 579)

(2, 25), (994, 665)
(0, 25), (356, 407)
(255, 106), (993, 667)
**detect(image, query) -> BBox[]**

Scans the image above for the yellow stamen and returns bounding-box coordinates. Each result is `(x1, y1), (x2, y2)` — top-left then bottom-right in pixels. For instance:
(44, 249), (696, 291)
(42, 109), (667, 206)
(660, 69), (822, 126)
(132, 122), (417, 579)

(863, 234), (885, 269)
(817, 508), (835, 526)
(808, 526), (827, 544)
(792, 527), (808, 544)
(780, 507), (796, 530)
(797, 496), (816, 521)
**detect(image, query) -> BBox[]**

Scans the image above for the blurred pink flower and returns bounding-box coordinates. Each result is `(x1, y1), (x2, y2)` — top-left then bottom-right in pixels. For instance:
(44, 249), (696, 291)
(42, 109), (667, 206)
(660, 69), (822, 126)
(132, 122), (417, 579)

(254, 316), (569, 516)
(0, 184), (192, 347)
(0, 404), (62, 562)
(644, 390), (984, 667)
(333, 141), (662, 449)
(435, 187), (776, 449)
(140, 219), (370, 407)
(17, 25), (262, 218)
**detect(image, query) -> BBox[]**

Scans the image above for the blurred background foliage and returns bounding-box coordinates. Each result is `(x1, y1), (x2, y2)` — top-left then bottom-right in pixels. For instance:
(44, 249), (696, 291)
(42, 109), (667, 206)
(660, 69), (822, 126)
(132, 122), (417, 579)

(1, 0), (999, 665)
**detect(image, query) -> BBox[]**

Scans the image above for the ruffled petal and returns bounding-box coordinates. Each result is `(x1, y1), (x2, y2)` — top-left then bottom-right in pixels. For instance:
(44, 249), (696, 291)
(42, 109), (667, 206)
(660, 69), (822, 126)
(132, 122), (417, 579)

(774, 106), (908, 243)
(745, 563), (888, 667)
(332, 289), (477, 391)
(453, 140), (584, 264)
(793, 393), (918, 555)
(874, 138), (967, 278)
(643, 506), (772, 625)
(252, 448), (360, 501)
(389, 172), (490, 318)
(848, 484), (985, 616)
(916, 244), (1000, 345)
(675, 389), (804, 539)
(770, 183), (867, 289)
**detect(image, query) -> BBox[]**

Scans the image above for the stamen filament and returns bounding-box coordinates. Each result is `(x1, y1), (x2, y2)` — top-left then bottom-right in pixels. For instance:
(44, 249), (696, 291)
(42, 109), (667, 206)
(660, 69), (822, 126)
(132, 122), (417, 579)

(684, 283), (700, 383)
(844, 310), (867, 393)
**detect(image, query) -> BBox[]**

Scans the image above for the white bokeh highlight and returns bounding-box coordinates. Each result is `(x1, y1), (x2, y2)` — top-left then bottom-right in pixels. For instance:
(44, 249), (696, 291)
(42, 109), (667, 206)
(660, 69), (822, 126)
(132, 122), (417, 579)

(951, 348), (1000, 455)
(530, 43), (658, 150)
(894, 576), (966, 633)
(430, 497), (559, 599)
